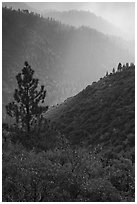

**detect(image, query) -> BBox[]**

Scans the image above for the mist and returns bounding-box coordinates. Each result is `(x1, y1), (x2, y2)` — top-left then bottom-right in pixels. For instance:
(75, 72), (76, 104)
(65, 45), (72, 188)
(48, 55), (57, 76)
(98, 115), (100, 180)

(2, 3), (135, 202)
(26, 2), (135, 40)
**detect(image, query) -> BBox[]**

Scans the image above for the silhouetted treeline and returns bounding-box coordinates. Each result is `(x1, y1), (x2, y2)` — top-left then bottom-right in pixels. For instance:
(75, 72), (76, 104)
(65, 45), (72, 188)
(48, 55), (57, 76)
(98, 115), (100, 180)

(105, 62), (135, 76)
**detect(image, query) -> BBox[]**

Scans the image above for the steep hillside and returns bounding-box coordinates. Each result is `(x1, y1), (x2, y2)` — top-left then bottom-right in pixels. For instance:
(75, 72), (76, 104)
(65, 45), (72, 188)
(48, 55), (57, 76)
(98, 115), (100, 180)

(3, 7), (134, 116)
(3, 64), (135, 202)
(47, 65), (135, 151)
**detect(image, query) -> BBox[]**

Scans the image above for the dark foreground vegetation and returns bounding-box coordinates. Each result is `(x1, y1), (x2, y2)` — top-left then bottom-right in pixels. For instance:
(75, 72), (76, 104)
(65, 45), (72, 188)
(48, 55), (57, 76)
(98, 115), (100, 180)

(2, 62), (135, 201)
(3, 140), (134, 202)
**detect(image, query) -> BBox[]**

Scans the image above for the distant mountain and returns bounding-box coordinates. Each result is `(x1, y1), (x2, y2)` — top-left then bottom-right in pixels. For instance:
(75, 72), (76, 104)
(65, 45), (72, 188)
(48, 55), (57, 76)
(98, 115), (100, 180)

(46, 65), (135, 149)
(42, 10), (126, 39)
(2, 7), (134, 120)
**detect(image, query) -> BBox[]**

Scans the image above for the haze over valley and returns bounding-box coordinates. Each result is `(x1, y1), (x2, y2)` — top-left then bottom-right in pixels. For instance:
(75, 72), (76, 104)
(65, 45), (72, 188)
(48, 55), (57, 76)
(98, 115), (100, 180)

(2, 3), (134, 118)
(2, 3), (135, 202)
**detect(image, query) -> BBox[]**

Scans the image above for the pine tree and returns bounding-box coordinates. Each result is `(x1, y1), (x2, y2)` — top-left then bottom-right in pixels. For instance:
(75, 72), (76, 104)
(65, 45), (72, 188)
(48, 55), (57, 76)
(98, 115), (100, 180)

(6, 61), (48, 133)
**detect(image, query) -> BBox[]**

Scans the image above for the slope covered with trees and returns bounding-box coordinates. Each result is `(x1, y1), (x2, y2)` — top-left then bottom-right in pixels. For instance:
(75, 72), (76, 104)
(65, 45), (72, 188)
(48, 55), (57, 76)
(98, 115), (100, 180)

(2, 6), (135, 201)
(47, 64), (135, 150)
(3, 63), (135, 202)
(2, 7), (134, 119)
(42, 10), (125, 39)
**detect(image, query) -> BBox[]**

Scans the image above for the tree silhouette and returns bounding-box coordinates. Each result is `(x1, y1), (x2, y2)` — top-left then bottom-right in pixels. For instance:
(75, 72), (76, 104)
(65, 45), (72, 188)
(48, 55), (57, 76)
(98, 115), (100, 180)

(6, 61), (48, 133)
(117, 63), (122, 72)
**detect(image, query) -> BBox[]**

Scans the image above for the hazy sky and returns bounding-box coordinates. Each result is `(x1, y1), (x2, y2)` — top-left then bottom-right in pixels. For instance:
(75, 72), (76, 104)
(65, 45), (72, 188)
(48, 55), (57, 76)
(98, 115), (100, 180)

(26, 2), (135, 39)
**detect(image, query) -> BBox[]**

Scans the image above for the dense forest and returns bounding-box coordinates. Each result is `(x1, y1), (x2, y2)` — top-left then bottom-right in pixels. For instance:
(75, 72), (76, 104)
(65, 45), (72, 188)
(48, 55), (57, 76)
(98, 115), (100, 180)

(47, 63), (135, 147)
(3, 62), (135, 202)
(2, 7), (134, 120)
(2, 5), (135, 202)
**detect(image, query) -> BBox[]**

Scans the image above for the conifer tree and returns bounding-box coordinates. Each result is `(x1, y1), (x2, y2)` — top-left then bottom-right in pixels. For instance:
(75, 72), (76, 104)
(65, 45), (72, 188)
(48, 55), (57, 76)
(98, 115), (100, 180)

(6, 61), (48, 133)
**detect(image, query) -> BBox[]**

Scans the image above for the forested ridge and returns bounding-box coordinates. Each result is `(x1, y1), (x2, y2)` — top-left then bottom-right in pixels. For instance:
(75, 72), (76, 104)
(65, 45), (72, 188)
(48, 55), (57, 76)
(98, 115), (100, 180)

(42, 10), (125, 38)
(47, 64), (135, 148)
(2, 6), (135, 202)
(3, 63), (135, 202)
(3, 7), (134, 117)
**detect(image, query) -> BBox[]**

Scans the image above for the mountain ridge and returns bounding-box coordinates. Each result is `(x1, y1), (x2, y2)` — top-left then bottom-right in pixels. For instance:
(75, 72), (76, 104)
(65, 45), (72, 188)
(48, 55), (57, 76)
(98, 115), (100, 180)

(42, 9), (128, 40)
(2, 7), (134, 120)
(46, 64), (135, 149)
